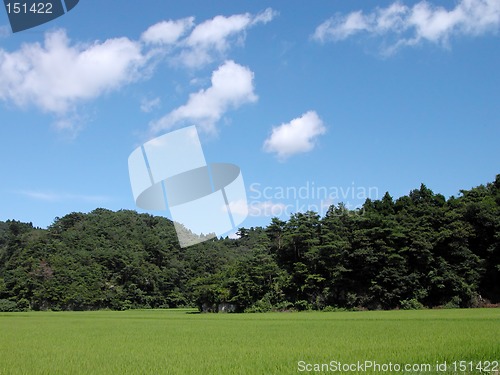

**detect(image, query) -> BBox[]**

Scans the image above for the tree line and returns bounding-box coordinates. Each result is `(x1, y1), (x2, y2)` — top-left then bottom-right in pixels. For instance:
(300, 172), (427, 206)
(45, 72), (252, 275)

(0, 175), (498, 312)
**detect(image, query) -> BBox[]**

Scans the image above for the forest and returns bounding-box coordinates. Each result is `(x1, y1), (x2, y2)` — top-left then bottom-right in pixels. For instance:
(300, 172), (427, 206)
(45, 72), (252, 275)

(0, 176), (499, 312)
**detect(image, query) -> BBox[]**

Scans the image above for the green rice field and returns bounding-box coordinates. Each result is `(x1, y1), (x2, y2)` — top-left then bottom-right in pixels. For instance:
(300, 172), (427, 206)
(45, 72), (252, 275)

(0, 308), (499, 374)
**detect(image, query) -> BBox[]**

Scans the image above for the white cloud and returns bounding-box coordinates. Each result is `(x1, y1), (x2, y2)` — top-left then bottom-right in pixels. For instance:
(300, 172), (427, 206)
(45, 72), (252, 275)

(312, 0), (500, 53)
(0, 25), (10, 38)
(51, 111), (89, 138)
(251, 8), (278, 25)
(314, 11), (370, 42)
(229, 199), (287, 217)
(263, 111), (326, 161)
(150, 60), (257, 134)
(141, 17), (194, 45)
(0, 10), (276, 134)
(17, 190), (110, 203)
(140, 97), (161, 113)
(226, 231), (241, 239)
(226, 198), (249, 216)
(0, 29), (146, 120)
(178, 8), (277, 67)
(248, 200), (288, 217)
(187, 14), (251, 47)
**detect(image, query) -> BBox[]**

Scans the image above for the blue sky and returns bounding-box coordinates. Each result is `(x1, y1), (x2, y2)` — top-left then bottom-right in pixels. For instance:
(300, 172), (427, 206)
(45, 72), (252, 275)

(0, 0), (499, 233)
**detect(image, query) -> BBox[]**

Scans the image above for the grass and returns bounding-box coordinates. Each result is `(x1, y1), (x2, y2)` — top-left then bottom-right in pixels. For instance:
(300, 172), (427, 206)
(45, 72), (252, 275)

(0, 308), (499, 374)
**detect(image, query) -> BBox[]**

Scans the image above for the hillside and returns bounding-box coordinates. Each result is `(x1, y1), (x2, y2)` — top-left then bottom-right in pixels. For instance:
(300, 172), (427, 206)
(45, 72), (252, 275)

(0, 176), (499, 312)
